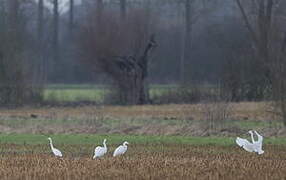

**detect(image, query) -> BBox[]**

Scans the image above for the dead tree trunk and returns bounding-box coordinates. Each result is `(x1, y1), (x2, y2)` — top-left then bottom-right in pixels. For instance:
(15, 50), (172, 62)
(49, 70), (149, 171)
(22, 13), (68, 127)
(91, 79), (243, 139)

(51, 0), (60, 81)
(37, 0), (44, 77)
(53, 0), (59, 62)
(69, 0), (74, 35)
(272, 33), (286, 125)
(36, 0), (45, 93)
(106, 35), (157, 105)
(137, 35), (157, 104)
(37, 0), (44, 41)
(180, 0), (193, 85)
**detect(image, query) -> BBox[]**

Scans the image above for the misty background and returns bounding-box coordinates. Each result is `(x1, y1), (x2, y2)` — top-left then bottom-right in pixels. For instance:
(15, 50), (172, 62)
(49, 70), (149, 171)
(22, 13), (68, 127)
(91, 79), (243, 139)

(0, 0), (285, 122)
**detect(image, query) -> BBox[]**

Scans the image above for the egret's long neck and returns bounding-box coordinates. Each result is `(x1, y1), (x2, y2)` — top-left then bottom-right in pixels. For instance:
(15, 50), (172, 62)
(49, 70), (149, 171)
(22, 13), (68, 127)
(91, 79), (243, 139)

(254, 132), (261, 142)
(250, 133), (255, 143)
(49, 140), (54, 149)
(103, 141), (106, 149)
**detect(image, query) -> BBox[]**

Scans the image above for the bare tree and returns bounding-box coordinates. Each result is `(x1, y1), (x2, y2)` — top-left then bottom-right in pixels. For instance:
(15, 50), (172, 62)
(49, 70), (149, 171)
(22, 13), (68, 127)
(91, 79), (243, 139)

(0, 0), (43, 105)
(53, 0), (59, 59)
(271, 5), (286, 125)
(37, 0), (44, 40)
(235, 0), (286, 124)
(69, 0), (74, 34)
(80, 8), (157, 105)
(35, 0), (46, 90)
(235, 0), (274, 98)
(272, 49), (286, 125)
(180, 0), (214, 84)
(180, 0), (193, 84)
(51, 0), (60, 81)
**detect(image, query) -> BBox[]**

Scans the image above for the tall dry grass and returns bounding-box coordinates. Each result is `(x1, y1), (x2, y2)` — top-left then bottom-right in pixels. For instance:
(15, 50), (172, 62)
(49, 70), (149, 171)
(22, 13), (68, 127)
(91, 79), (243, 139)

(0, 144), (286, 179)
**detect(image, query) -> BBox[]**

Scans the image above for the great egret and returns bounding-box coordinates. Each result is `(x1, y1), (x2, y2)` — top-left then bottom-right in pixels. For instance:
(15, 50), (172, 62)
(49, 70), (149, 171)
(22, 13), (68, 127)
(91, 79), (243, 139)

(249, 130), (255, 143)
(113, 141), (129, 157)
(48, 137), (63, 157)
(93, 139), (107, 159)
(236, 130), (264, 154)
(253, 130), (264, 154)
(248, 130), (264, 154)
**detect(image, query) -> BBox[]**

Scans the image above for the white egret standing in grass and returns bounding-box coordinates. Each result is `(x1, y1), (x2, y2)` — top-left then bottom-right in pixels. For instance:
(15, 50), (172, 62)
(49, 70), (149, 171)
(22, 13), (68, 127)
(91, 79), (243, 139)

(113, 141), (129, 157)
(236, 130), (264, 154)
(48, 137), (63, 157)
(93, 139), (107, 159)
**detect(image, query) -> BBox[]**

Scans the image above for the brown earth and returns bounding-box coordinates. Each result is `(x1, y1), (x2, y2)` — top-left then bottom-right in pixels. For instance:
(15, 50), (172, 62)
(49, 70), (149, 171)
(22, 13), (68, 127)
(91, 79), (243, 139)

(0, 144), (286, 180)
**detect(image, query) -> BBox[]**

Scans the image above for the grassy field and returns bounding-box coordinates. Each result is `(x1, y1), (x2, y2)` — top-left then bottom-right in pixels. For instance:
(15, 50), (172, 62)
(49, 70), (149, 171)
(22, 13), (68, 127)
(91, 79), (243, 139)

(0, 134), (236, 145)
(1, 134), (286, 146)
(1, 85), (284, 179)
(44, 84), (108, 103)
(0, 102), (282, 135)
(44, 84), (177, 103)
(1, 134), (286, 179)
(0, 102), (286, 137)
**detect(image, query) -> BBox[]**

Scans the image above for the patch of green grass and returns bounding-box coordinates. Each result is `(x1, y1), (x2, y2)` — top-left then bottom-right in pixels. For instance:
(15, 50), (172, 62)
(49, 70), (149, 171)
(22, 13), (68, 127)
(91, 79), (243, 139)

(44, 84), (178, 103)
(44, 89), (107, 102)
(0, 134), (285, 146)
(0, 134), (232, 145)
(47, 84), (178, 90)
(47, 84), (108, 90)
(264, 138), (286, 145)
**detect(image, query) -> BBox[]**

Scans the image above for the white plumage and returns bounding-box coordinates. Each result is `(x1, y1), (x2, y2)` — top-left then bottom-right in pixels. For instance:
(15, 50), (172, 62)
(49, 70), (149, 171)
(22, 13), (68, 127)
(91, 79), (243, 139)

(236, 137), (256, 152)
(253, 130), (264, 154)
(48, 137), (63, 157)
(236, 130), (264, 154)
(113, 141), (129, 157)
(93, 139), (107, 159)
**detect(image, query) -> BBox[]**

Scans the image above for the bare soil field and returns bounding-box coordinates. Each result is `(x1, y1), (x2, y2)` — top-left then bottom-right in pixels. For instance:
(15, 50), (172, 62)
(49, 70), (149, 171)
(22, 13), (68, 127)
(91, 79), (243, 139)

(0, 144), (286, 180)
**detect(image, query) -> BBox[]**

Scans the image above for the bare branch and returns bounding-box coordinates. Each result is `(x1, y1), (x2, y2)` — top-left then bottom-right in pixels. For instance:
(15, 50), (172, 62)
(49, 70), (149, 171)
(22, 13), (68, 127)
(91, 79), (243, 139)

(235, 0), (258, 44)
(266, 0), (274, 24)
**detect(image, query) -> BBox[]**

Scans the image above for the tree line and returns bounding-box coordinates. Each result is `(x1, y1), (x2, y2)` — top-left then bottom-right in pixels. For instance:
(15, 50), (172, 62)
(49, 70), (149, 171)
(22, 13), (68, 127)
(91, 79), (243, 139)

(0, 0), (285, 122)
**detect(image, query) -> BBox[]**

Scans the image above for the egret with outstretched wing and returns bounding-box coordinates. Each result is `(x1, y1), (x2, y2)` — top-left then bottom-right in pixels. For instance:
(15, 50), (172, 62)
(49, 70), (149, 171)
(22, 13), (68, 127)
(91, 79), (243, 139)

(236, 130), (264, 155)
(236, 137), (256, 152)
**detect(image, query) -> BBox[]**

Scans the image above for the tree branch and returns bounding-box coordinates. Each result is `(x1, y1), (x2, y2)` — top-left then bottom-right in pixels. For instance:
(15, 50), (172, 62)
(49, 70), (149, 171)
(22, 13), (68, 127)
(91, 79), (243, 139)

(235, 0), (258, 44)
(266, 0), (274, 18)
(266, 0), (273, 26)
